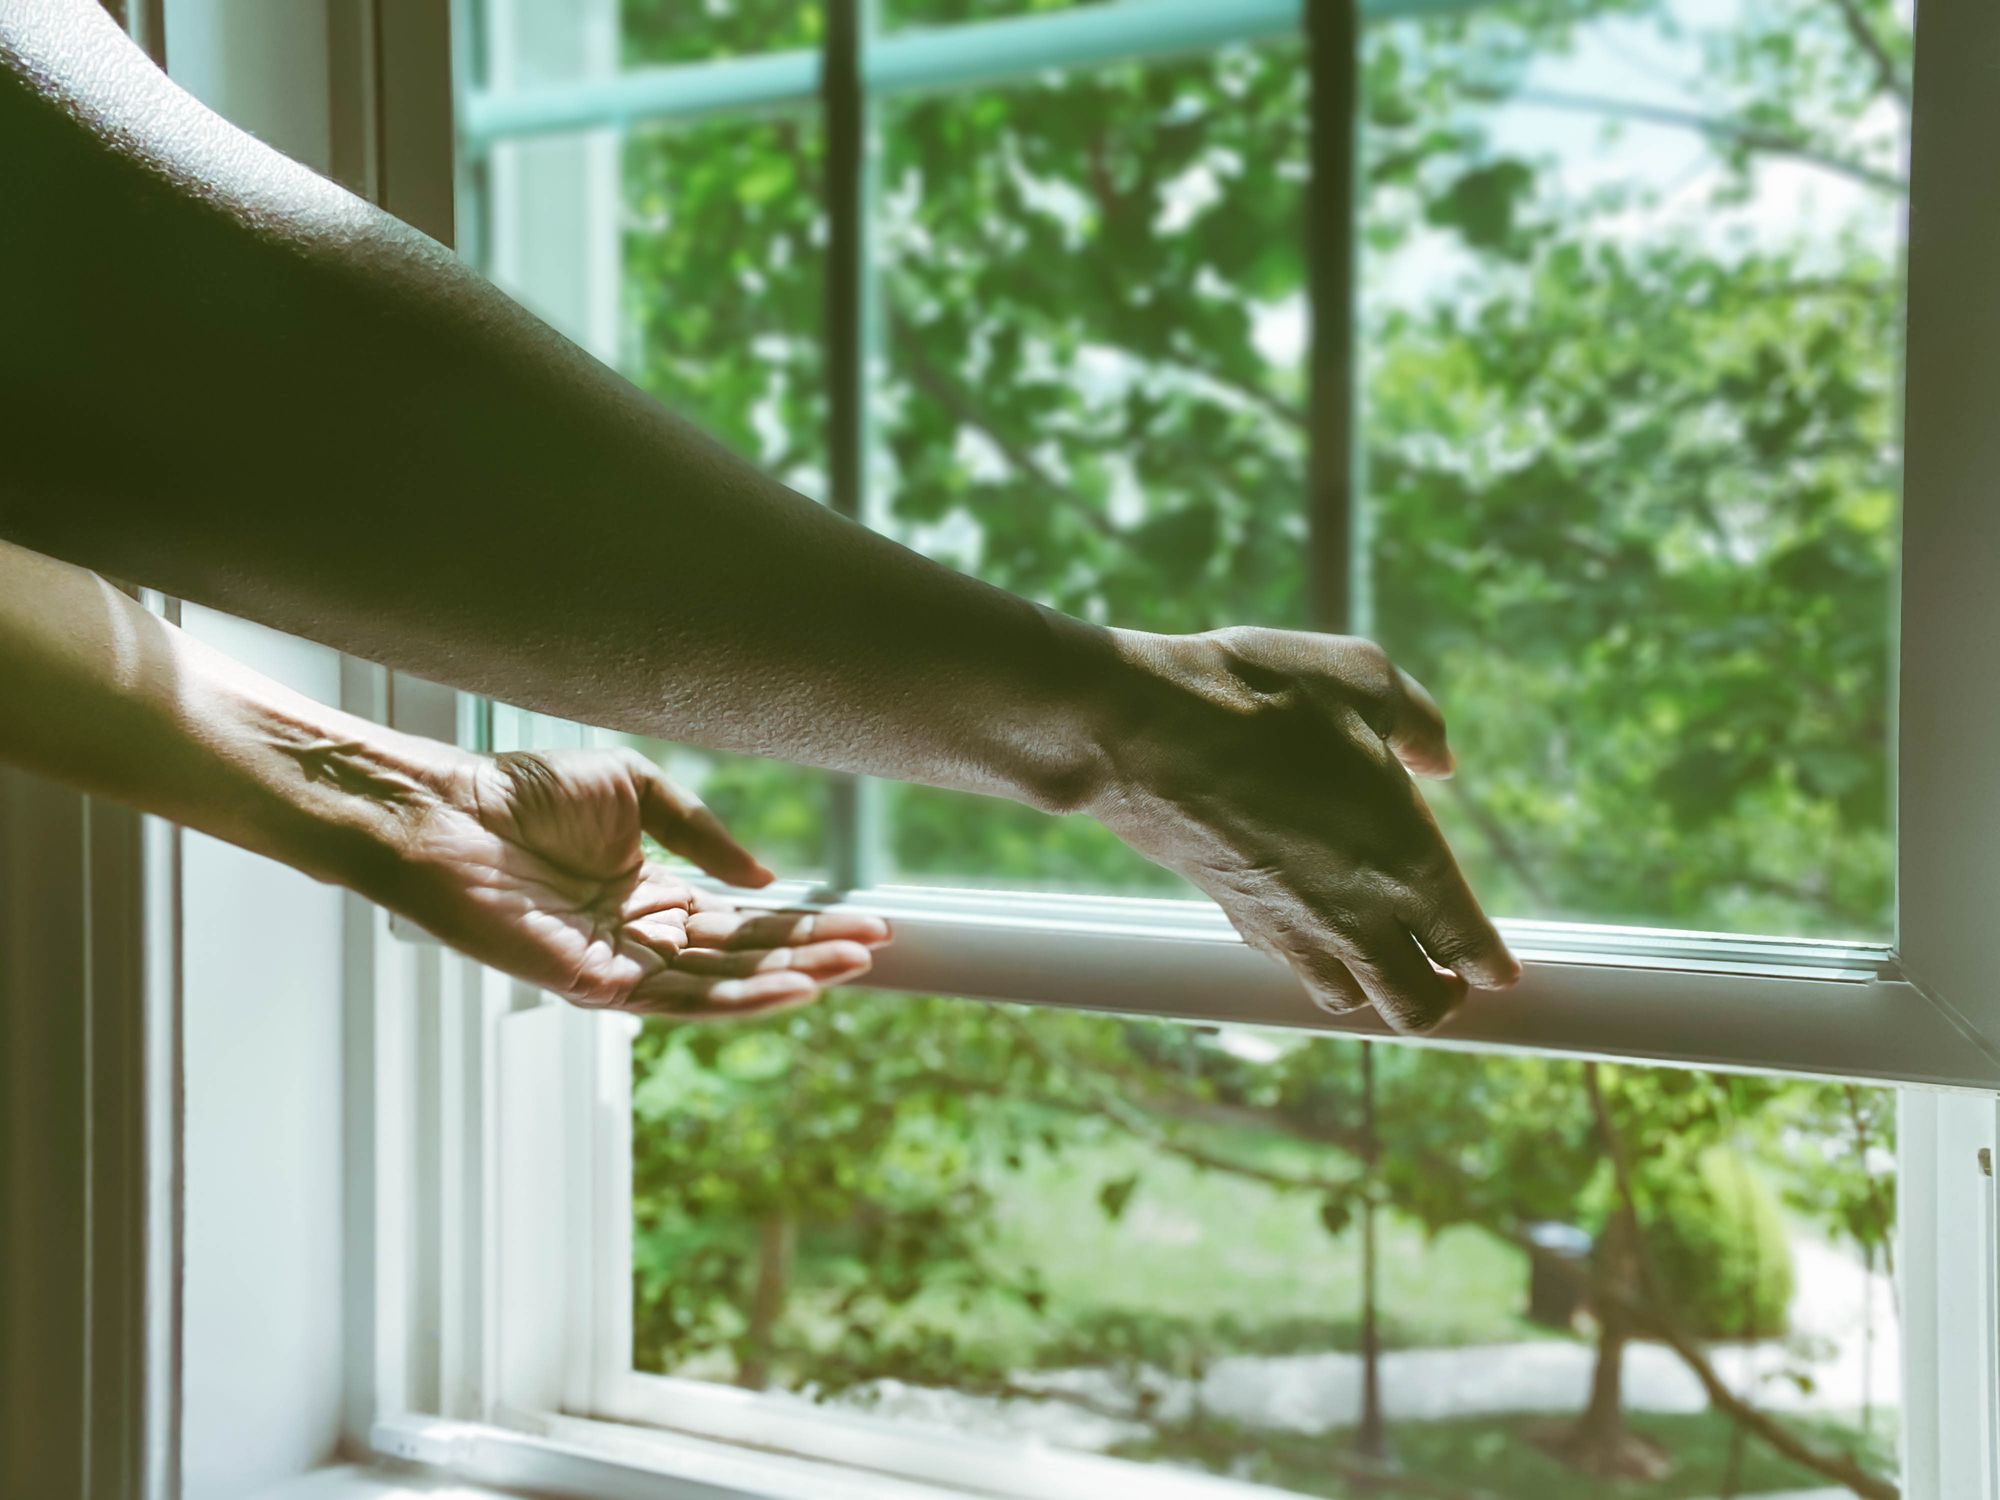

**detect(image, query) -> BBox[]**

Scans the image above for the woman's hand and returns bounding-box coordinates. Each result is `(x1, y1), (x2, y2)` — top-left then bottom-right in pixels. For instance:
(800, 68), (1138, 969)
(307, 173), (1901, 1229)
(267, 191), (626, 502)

(384, 746), (888, 1020)
(1095, 626), (1518, 1035)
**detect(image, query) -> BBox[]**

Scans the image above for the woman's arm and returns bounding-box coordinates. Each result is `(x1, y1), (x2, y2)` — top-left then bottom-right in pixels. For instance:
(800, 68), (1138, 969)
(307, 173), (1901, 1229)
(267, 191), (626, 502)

(0, 1), (1515, 1031)
(0, 541), (888, 1018)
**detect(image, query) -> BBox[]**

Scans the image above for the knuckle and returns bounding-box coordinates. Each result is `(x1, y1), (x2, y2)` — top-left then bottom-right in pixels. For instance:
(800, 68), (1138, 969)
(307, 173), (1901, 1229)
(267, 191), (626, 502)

(1379, 998), (1446, 1036)
(1306, 975), (1369, 1016)
(1395, 846), (1458, 902)
(1295, 951), (1367, 1012)
(1349, 637), (1393, 678)
(1208, 623), (1268, 656)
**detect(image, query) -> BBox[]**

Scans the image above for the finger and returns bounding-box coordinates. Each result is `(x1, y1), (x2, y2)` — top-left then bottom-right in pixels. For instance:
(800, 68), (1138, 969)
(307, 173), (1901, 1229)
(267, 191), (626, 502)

(626, 908), (691, 954)
(1286, 944), (1372, 1017)
(1272, 634), (1453, 779)
(685, 908), (892, 951)
(673, 940), (877, 983)
(629, 758), (775, 888)
(1343, 926), (1470, 1035)
(1386, 666), (1454, 779)
(627, 967), (819, 1015)
(1401, 860), (1521, 991)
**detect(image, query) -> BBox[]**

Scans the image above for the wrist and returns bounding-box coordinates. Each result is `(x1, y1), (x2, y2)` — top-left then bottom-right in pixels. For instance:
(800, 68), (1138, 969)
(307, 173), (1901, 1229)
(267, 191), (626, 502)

(1000, 613), (1222, 819)
(209, 682), (469, 902)
(983, 608), (1128, 815)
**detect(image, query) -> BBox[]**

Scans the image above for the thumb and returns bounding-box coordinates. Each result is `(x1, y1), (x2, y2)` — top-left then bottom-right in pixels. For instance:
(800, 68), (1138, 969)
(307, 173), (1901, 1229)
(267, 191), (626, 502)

(626, 756), (775, 888)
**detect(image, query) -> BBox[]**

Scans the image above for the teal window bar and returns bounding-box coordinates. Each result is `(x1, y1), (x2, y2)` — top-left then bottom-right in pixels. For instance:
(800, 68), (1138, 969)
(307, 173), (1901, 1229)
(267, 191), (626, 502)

(458, 0), (1485, 147)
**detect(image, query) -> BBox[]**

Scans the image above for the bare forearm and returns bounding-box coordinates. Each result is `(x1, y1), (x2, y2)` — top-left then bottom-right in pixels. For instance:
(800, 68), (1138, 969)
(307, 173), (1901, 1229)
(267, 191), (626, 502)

(0, 1), (1137, 811)
(0, 541), (435, 895)
(0, 1), (1520, 1032)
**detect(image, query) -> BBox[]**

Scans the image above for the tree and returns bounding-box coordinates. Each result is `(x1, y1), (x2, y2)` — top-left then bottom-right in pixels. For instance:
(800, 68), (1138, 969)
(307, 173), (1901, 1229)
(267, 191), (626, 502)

(609, 0), (1912, 1493)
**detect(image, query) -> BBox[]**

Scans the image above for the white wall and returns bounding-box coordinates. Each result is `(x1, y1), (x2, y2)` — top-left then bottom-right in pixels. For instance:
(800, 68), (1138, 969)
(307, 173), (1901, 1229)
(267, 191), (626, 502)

(177, 613), (351, 1499)
(162, 6), (351, 1494)
(163, 0), (333, 168)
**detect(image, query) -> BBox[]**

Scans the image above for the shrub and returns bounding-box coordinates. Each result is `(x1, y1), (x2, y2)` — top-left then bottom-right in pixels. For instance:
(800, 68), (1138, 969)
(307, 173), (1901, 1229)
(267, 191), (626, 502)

(1645, 1147), (1794, 1340)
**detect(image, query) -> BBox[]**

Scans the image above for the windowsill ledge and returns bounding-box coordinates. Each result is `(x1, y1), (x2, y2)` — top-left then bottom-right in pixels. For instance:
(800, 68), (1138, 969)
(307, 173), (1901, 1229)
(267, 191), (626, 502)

(247, 1464), (523, 1500)
(250, 1409), (1290, 1500)
(245, 1415), (1047, 1500)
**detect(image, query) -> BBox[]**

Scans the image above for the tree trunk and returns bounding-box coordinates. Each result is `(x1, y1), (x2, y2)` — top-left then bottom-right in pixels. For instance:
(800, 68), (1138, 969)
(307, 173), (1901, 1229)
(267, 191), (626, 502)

(739, 1210), (797, 1391)
(1352, 1042), (1396, 1473)
(1574, 1255), (1631, 1454)
(1549, 1066), (1670, 1482)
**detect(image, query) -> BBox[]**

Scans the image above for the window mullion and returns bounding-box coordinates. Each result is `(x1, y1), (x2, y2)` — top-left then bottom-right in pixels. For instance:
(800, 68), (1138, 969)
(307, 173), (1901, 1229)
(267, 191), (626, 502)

(1307, 0), (1365, 638)
(824, 0), (887, 891)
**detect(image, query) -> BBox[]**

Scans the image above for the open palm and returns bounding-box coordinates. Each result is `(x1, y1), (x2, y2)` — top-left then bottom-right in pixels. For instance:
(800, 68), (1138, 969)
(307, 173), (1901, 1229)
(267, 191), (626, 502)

(390, 747), (886, 1019)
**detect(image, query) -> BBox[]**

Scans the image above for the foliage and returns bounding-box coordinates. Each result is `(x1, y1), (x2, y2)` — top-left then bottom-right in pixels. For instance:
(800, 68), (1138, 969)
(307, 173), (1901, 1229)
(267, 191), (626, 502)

(597, 0), (1914, 1490)
(1115, 1408), (1898, 1500)
(1647, 1147), (1796, 1340)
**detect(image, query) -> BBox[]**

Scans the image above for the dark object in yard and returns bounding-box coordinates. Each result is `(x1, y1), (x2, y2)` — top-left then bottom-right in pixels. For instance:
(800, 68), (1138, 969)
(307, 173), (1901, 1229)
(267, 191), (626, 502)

(1524, 1221), (1594, 1330)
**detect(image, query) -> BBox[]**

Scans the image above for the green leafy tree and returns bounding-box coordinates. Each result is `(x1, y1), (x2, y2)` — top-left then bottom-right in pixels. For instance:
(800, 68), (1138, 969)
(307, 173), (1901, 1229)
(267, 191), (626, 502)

(609, 0), (1910, 1493)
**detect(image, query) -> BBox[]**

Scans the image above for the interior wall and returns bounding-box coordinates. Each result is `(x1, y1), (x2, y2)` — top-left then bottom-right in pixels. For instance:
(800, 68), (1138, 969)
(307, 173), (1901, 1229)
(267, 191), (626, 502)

(176, 615), (350, 1499)
(0, 771), (91, 1499)
(160, 5), (352, 1495)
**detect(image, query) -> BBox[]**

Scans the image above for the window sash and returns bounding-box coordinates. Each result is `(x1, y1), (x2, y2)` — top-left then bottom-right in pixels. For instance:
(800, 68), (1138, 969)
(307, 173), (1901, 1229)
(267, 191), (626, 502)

(460, 0), (2000, 1088)
(301, 5), (2000, 1498)
(472, 979), (1996, 1497)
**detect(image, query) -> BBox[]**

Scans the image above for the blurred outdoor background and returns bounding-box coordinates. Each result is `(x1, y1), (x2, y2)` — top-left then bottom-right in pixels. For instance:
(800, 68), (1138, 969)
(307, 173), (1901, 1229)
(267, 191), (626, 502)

(515, 0), (1911, 1492)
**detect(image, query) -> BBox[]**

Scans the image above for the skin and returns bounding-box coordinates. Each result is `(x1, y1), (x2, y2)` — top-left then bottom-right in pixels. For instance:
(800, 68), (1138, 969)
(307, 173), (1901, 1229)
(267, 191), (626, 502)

(0, 541), (890, 1018)
(0, 0), (1518, 1033)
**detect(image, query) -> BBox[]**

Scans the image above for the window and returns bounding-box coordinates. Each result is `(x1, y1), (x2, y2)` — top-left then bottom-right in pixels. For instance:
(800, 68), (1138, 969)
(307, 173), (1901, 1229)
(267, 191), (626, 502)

(452, 0), (1985, 1082)
(351, 1), (2000, 1499)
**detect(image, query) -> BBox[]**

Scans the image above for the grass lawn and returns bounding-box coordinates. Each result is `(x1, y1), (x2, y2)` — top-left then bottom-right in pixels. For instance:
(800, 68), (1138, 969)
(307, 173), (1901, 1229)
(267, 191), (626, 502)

(1117, 1408), (1899, 1499)
(780, 1121), (1548, 1374)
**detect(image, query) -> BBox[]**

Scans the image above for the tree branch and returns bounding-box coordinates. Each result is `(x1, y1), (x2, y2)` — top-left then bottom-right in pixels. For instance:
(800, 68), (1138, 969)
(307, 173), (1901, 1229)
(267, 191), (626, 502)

(1582, 1066), (1899, 1500)
(1471, 84), (1907, 196)
(890, 321), (1120, 541)
(1827, 0), (1912, 106)
(1156, 358), (1310, 435)
(1445, 779), (1555, 909)
(1843, 1084), (1899, 1305)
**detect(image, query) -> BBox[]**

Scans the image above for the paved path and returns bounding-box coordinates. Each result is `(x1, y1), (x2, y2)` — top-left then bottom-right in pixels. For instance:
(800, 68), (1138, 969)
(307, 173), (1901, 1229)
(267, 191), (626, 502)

(843, 1236), (1898, 1453)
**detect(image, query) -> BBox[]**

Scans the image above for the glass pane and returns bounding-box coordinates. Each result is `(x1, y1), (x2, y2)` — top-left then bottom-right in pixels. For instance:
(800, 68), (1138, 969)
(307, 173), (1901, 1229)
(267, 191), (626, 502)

(619, 110), (834, 878)
(1362, 0), (1907, 938)
(620, 0), (822, 68)
(634, 996), (1901, 1497)
(878, 40), (1309, 892)
(885, 0), (1107, 31)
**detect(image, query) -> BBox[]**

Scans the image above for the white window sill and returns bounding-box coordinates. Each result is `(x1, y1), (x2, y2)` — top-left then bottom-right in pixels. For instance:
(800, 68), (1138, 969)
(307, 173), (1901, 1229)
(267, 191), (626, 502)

(248, 1466), (510, 1500)
(250, 1408), (1290, 1500)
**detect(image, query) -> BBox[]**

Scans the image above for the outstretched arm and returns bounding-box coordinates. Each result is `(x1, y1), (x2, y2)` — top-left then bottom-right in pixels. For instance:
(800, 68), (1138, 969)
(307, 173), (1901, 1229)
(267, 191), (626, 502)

(0, 0), (1516, 1031)
(0, 541), (887, 1018)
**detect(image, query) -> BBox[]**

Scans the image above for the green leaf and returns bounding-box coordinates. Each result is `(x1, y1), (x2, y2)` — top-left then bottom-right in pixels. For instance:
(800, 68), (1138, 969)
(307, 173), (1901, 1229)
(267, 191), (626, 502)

(1318, 1194), (1355, 1238)
(1425, 159), (1537, 253)
(1097, 1173), (1139, 1222)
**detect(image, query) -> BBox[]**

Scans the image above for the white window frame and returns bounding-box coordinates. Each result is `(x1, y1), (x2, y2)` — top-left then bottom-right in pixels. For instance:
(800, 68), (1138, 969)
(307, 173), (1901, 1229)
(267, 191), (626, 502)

(318, 0), (2000, 1496)
(441, 0), (2000, 1095)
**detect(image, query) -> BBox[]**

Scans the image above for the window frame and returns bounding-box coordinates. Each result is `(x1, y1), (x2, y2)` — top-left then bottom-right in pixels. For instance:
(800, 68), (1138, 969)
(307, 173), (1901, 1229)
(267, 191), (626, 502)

(331, 0), (2000, 1496)
(450, 0), (2000, 1089)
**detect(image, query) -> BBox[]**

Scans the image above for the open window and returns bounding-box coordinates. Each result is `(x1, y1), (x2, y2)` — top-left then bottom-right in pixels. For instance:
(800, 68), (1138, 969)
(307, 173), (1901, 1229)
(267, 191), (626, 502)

(341, 1), (2000, 1497)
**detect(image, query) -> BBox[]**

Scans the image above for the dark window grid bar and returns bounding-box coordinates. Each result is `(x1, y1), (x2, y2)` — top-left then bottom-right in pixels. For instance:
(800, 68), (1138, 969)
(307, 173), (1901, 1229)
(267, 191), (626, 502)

(1308, 0), (1365, 637)
(823, 0), (887, 891)
(453, 0), (1362, 890)
(819, 2), (1358, 889)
